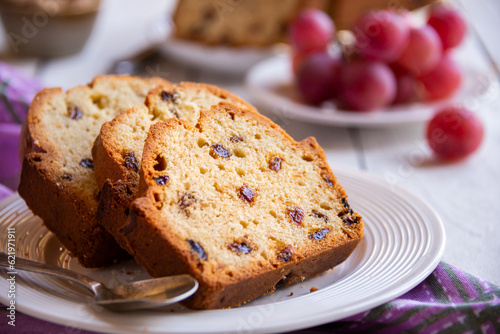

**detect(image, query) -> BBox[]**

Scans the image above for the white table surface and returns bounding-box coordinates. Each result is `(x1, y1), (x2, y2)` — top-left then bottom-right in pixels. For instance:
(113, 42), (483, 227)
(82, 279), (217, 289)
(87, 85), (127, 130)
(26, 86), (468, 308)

(0, 0), (499, 286)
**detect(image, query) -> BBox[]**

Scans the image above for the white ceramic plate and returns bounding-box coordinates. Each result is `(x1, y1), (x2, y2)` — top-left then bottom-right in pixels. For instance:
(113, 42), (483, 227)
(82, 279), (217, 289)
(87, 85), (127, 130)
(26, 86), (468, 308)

(158, 35), (280, 75)
(0, 167), (445, 334)
(146, 16), (280, 75)
(245, 54), (495, 128)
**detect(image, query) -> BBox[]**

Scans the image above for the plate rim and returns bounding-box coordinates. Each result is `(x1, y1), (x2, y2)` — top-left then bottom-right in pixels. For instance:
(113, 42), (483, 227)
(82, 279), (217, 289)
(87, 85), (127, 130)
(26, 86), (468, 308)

(0, 166), (446, 334)
(158, 34), (279, 75)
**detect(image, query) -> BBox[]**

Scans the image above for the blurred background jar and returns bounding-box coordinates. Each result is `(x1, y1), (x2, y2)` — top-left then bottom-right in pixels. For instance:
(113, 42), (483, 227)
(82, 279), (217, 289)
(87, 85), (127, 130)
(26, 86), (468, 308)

(0, 0), (100, 57)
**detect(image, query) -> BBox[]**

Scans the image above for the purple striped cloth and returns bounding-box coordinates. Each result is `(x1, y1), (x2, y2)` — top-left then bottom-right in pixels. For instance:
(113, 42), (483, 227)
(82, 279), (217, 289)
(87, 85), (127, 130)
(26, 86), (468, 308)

(0, 62), (41, 125)
(293, 263), (500, 334)
(0, 62), (41, 190)
(0, 261), (498, 334)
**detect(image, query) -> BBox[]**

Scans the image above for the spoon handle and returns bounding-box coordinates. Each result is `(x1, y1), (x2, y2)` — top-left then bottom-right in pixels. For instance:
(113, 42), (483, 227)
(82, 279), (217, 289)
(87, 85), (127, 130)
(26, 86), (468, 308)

(0, 252), (103, 296)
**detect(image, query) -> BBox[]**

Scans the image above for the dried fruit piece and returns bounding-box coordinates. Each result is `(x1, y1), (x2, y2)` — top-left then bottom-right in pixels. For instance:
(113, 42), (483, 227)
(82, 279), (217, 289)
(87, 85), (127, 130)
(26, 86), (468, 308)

(188, 239), (207, 260)
(161, 90), (176, 103)
(210, 144), (232, 158)
(310, 210), (328, 223)
(227, 241), (252, 255)
(342, 198), (354, 214)
(68, 104), (82, 119)
(230, 135), (244, 143)
(340, 214), (360, 226)
(239, 185), (256, 203)
(80, 158), (94, 169)
(287, 207), (304, 225)
(123, 152), (139, 172)
(61, 174), (72, 181)
(309, 228), (331, 241)
(154, 175), (170, 186)
(278, 245), (294, 262)
(269, 157), (283, 172)
(322, 174), (334, 187)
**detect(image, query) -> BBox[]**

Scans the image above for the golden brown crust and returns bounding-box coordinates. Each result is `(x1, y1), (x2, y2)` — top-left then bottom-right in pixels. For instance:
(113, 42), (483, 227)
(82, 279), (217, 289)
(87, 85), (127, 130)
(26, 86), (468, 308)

(115, 101), (364, 309)
(96, 179), (136, 253)
(18, 156), (128, 267)
(92, 106), (149, 189)
(18, 75), (171, 267)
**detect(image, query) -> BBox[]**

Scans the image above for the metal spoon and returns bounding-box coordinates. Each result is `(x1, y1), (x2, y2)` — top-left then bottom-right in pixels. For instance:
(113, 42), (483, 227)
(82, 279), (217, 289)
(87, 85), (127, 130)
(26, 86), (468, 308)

(0, 252), (198, 311)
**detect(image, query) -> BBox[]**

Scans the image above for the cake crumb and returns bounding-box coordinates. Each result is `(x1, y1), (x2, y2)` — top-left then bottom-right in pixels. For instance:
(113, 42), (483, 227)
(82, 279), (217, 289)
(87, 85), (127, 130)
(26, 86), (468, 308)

(288, 292), (294, 297)
(310, 286), (319, 293)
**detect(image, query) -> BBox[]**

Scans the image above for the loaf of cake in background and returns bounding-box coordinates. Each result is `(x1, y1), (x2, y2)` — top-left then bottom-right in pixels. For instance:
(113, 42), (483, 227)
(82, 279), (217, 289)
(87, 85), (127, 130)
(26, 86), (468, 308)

(172, 0), (327, 47)
(330, 0), (438, 30)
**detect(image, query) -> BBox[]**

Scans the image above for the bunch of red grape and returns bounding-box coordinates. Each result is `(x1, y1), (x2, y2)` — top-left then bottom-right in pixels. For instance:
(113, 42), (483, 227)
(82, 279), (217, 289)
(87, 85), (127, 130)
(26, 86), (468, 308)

(290, 5), (467, 111)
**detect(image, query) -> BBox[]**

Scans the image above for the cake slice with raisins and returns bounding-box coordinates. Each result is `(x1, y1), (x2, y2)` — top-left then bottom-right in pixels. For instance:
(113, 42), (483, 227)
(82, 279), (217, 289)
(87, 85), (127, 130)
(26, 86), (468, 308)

(92, 83), (256, 253)
(18, 75), (171, 267)
(121, 102), (363, 309)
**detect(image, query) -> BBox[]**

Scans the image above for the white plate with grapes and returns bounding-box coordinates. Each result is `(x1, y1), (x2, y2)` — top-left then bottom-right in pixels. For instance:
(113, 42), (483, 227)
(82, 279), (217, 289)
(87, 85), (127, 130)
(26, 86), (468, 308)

(245, 6), (497, 128)
(245, 53), (496, 128)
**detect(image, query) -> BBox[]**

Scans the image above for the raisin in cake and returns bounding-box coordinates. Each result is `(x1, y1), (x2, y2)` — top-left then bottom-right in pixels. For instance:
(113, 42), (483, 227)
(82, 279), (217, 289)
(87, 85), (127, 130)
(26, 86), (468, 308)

(18, 75), (171, 267)
(93, 83), (256, 253)
(120, 102), (363, 309)
(173, 0), (327, 47)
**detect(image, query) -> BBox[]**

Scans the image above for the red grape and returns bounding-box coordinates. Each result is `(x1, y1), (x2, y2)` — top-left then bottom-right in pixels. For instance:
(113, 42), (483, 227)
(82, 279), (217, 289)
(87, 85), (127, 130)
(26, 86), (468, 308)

(338, 60), (396, 111)
(296, 51), (341, 104)
(428, 4), (467, 50)
(426, 106), (484, 160)
(396, 26), (442, 76)
(391, 66), (419, 105)
(289, 9), (335, 54)
(353, 10), (410, 62)
(419, 54), (462, 100)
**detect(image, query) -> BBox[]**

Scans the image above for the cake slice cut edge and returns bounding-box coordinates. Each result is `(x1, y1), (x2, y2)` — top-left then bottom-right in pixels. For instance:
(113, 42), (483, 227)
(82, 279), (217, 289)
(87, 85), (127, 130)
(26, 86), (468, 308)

(119, 101), (364, 309)
(17, 75), (171, 267)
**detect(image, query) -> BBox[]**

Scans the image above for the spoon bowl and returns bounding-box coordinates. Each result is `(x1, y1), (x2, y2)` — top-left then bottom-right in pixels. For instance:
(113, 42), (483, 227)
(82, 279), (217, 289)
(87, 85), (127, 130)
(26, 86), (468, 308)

(0, 252), (198, 311)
